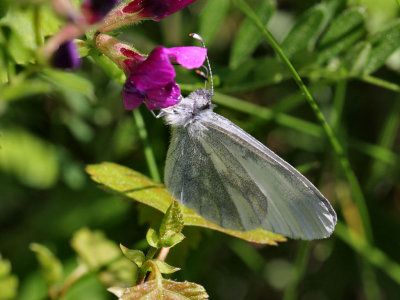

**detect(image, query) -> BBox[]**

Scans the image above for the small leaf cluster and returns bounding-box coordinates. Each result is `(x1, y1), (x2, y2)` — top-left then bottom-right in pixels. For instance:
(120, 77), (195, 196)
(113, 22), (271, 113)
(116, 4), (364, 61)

(111, 201), (208, 299)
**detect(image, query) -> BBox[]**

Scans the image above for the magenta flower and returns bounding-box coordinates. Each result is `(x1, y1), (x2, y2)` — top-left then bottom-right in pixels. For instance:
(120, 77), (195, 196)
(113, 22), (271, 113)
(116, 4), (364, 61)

(82, 0), (120, 24)
(123, 46), (207, 110)
(51, 39), (81, 69)
(100, 0), (197, 32)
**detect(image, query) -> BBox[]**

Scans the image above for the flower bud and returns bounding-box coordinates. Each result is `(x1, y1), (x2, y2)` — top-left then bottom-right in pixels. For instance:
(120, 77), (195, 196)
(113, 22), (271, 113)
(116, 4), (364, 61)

(95, 33), (145, 74)
(99, 0), (197, 32)
(82, 0), (120, 24)
(51, 39), (81, 69)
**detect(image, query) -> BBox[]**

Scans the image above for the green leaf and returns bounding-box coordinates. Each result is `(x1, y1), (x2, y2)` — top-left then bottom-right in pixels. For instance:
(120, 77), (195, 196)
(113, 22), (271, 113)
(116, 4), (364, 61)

(0, 255), (18, 300)
(363, 21), (400, 74)
(71, 228), (122, 269)
(158, 201), (185, 248)
(280, 5), (327, 58)
(120, 245), (145, 267)
(109, 278), (208, 299)
(0, 7), (37, 50)
(8, 30), (32, 64)
(160, 233), (185, 249)
(0, 48), (8, 84)
(30, 243), (63, 286)
(317, 7), (366, 64)
(151, 260), (180, 275)
(199, 0), (230, 44)
(39, 4), (63, 40)
(0, 128), (59, 188)
(0, 79), (53, 102)
(230, 0), (275, 68)
(159, 202), (184, 238)
(86, 162), (285, 245)
(41, 68), (95, 100)
(146, 228), (160, 248)
(343, 41), (372, 75)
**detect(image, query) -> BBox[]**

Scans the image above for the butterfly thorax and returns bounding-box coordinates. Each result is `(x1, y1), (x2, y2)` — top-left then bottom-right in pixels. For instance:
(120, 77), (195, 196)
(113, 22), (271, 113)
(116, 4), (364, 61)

(162, 88), (214, 127)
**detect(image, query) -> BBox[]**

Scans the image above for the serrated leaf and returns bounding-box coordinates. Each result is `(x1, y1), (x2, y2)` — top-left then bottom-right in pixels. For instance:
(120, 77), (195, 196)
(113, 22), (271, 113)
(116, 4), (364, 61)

(41, 68), (95, 100)
(0, 128), (59, 188)
(317, 7), (366, 64)
(0, 255), (18, 300)
(363, 21), (400, 74)
(159, 201), (184, 238)
(30, 243), (63, 286)
(280, 5), (327, 58)
(109, 278), (208, 300)
(120, 245), (145, 267)
(86, 162), (285, 245)
(160, 232), (185, 249)
(230, 0), (275, 69)
(146, 228), (160, 248)
(199, 0), (230, 44)
(71, 228), (122, 269)
(143, 260), (180, 275)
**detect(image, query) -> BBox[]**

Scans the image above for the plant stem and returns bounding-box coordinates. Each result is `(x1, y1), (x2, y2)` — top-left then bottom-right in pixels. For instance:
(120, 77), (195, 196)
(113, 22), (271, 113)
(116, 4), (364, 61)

(283, 242), (311, 300)
(136, 247), (159, 284)
(234, 0), (373, 243)
(335, 221), (400, 285)
(358, 75), (400, 92)
(133, 109), (161, 182)
(157, 248), (170, 261)
(33, 5), (42, 47)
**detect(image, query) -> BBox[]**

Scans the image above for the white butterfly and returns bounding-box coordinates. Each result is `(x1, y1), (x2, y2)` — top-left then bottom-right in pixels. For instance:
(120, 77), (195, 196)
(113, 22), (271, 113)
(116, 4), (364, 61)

(159, 34), (336, 240)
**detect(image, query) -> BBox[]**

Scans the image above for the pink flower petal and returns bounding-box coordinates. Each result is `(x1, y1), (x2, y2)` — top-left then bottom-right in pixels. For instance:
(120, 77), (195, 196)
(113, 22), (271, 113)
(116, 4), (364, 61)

(123, 0), (197, 21)
(165, 47), (207, 69)
(145, 82), (181, 110)
(123, 80), (146, 110)
(132, 47), (176, 91)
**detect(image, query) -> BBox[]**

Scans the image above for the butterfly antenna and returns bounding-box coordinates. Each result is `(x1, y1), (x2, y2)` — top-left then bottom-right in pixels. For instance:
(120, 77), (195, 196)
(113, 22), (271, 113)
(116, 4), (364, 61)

(189, 33), (213, 97)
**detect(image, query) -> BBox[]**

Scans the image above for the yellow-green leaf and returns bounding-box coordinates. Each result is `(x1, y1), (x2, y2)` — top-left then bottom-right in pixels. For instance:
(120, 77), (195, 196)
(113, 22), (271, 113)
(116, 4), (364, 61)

(159, 201), (184, 245)
(30, 243), (63, 286)
(71, 228), (122, 269)
(86, 162), (285, 245)
(0, 255), (18, 300)
(109, 278), (208, 300)
(120, 245), (145, 267)
(0, 128), (59, 189)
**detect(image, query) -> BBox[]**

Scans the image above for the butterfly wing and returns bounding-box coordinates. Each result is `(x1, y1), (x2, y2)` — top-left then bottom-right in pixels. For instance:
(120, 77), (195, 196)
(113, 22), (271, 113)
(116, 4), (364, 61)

(165, 112), (336, 239)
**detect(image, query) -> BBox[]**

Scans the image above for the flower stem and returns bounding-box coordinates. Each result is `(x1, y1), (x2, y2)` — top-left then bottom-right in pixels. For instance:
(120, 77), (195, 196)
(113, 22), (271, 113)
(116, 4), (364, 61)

(233, 0), (373, 243)
(133, 109), (161, 182)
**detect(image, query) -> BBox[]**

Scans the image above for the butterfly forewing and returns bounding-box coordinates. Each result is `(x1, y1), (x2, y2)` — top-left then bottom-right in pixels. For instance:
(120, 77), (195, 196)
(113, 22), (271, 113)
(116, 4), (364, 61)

(165, 109), (336, 239)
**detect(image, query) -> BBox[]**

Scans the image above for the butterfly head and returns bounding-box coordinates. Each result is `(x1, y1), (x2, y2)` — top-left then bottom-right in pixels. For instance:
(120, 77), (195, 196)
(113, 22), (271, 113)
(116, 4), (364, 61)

(161, 88), (214, 127)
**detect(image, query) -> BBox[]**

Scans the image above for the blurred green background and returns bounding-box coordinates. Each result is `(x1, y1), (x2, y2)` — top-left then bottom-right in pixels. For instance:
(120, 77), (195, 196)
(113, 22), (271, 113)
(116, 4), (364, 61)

(0, 0), (400, 299)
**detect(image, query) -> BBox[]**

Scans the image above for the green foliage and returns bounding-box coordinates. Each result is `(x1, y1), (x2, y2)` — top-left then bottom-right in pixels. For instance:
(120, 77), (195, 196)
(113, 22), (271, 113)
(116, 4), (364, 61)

(0, 255), (18, 300)
(2, 0), (400, 299)
(30, 243), (63, 286)
(199, 0), (230, 44)
(112, 202), (207, 299)
(230, 0), (275, 68)
(0, 128), (59, 188)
